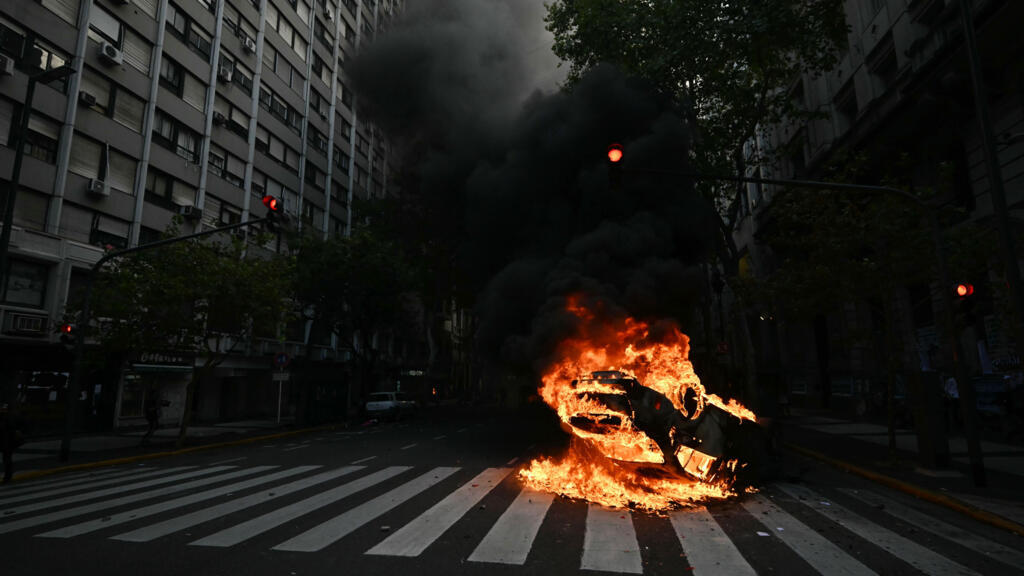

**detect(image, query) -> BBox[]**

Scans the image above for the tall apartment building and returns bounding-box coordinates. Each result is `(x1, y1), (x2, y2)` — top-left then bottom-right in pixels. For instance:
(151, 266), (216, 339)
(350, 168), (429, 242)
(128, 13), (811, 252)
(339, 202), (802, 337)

(0, 0), (403, 431)
(729, 0), (1024, 413)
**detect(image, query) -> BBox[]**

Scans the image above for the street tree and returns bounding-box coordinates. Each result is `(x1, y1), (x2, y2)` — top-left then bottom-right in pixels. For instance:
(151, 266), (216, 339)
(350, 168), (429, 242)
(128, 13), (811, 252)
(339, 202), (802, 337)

(80, 224), (293, 447)
(544, 0), (848, 405)
(742, 152), (997, 457)
(293, 225), (416, 412)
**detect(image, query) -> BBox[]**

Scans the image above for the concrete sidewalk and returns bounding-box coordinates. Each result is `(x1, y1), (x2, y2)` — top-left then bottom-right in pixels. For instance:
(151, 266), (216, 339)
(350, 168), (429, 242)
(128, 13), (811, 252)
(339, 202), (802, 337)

(8, 418), (300, 479)
(781, 408), (1024, 530)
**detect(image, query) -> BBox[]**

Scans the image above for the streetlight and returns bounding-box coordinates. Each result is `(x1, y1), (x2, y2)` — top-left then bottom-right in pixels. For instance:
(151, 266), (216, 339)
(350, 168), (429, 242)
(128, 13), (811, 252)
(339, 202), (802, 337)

(0, 62), (75, 297)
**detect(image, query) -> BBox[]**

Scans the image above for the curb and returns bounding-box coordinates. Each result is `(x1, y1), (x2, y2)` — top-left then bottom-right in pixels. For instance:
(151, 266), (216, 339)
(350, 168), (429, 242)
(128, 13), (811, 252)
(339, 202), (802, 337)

(783, 442), (1024, 538)
(10, 423), (340, 483)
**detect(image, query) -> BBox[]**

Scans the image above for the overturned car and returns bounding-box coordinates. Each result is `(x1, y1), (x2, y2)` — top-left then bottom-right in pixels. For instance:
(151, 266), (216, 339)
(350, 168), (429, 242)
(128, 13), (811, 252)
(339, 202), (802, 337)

(565, 370), (773, 488)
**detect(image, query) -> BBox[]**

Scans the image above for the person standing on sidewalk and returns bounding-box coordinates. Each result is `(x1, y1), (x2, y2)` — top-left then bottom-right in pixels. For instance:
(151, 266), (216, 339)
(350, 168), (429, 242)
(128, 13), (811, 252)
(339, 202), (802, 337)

(944, 373), (961, 432)
(140, 385), (162, 446)
(0, 403), (25, 483)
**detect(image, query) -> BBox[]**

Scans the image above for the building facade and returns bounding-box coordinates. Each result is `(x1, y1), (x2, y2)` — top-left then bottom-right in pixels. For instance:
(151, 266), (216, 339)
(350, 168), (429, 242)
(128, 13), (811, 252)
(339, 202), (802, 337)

(729, 0), (1024, 415)
(0, 0), (404, 432)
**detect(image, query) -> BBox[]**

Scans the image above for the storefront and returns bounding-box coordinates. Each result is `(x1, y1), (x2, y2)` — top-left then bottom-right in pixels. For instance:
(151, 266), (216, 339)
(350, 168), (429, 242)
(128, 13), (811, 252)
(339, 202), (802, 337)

(114, 351), (193, 429)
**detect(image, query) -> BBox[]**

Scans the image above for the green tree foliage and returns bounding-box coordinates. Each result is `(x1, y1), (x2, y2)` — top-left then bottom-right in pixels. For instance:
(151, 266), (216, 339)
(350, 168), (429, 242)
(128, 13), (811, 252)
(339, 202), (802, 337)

(546, 0), (847, 179)
(83, 226), (293, 445)
(294, 225), (416, 402)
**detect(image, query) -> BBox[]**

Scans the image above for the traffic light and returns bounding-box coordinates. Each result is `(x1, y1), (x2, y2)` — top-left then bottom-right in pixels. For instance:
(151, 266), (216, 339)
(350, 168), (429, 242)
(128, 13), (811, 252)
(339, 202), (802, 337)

(607, 143), (623, 189)
(607, 143), (624, 164)
(262, 195), (290, 233)
(58, 323), (76, 348)
(953, 282), (977, 325)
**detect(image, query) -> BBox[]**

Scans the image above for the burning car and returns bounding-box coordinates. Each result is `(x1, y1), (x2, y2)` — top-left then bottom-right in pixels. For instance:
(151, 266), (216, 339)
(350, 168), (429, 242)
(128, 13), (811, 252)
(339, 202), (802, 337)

(519, 299), (770, 511)
(565, 370), (769, 487)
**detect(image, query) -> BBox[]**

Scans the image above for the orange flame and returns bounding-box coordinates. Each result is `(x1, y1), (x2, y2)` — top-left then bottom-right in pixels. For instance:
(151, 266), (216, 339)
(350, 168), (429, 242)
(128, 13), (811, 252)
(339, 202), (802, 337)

(518, 297), (757, 511)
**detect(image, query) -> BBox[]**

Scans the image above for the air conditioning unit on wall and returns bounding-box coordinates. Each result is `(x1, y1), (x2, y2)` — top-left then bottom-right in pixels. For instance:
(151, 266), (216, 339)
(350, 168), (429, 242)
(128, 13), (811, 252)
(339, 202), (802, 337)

(218, 65), (233, 83)
(213, 111), (227, 125)
(180, 205), (202, 220)
(0, 54), (13, 76)
(87, 178), (109, 196)
(98, 41), (123, 66)
(242, 37), (257, 53)
(78, 91), (97, 106)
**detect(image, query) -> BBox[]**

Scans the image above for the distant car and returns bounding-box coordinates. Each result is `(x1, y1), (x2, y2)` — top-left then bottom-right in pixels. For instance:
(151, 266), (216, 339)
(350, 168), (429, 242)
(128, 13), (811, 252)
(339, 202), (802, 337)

(365, 391), (417, 420)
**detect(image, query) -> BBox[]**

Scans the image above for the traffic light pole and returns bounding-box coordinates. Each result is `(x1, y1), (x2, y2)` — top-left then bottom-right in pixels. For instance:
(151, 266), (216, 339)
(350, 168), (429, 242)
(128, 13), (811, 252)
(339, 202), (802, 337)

(624, 166), (987, 485)
(59, 217), (268, 462)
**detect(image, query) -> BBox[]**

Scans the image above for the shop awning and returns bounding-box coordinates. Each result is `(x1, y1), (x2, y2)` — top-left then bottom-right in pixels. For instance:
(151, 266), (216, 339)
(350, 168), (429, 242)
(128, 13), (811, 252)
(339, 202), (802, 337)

(130, 364), (194, 373)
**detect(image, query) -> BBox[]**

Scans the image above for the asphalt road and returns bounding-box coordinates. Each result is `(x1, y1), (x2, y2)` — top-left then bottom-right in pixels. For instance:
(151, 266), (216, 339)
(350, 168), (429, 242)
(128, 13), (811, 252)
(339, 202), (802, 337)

(1, 406), (1022, 576)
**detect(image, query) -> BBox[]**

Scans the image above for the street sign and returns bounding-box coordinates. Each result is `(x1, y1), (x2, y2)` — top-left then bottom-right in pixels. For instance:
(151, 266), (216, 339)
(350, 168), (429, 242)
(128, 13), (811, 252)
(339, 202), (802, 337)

(272, 372), (290, 382)
(274, 353), (290, 367)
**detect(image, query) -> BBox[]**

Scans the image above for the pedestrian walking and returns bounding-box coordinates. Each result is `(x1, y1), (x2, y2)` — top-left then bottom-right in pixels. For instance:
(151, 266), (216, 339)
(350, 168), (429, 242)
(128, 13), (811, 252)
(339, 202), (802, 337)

(140, 385), (162, 446)
(1, 403), (25, 483)
(944, 373), (961, 432)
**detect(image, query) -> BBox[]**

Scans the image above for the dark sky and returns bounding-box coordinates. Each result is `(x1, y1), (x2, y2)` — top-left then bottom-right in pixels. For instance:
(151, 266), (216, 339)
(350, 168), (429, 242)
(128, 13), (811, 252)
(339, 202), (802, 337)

(351, 0), (717, 371)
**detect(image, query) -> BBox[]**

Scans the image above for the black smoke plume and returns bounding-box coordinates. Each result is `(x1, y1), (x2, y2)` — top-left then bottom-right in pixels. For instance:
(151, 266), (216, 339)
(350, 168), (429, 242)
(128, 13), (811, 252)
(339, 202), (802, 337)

(350, 0), (719, 374)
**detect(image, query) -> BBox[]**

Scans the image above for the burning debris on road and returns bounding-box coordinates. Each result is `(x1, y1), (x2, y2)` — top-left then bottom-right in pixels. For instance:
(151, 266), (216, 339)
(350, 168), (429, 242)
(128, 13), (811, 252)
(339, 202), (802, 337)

(520, 298), (771, 512)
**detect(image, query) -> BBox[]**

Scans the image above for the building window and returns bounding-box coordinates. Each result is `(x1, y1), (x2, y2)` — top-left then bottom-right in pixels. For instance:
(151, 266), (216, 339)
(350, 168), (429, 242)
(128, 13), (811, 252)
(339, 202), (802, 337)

(307, 125), (328, 154)
(145, 168), (195, 208)
(20, 112), (60, 164)
(355, 133), (369, 157)
(834, 81), (858, 134)
(166, 3), (212, 61)
(868, 34), (899, 95)
(80, 68), (146, 133)
(333, 146), (350, 174)
(159, 57), (183, 94)
(2, 259), (48, 308)
(152, 110), (200, 163)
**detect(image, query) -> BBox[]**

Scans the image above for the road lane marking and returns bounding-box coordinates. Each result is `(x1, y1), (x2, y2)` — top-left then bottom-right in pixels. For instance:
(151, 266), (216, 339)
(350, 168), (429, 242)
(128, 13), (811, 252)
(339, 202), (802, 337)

(0, 466), (270, 535)
(468, 488), (553, 565)
(0, 466), (216, 516)
(274, 467), (460, 552)
(0, 467), (186, 506)
(108, 466), (361, 542)
(366, 467), (512, 557)
(839, 488), (1024, 570)
(351, 456), (376, 464)
(741, 494), (874, 576)
(282, 445), (310, 452)
(505, 457), (518, 466)
(209, 457), (248, 465)
(581, 504), (643, 574)
(777, 484), (980, 576)
(40, 466), (321, 538)
(433, 435), (446, 440)
(670, 507), (756, 575)
(400, 444), (418, 450)
(457, 428), (468, 433)
(192, 466), (413, 548)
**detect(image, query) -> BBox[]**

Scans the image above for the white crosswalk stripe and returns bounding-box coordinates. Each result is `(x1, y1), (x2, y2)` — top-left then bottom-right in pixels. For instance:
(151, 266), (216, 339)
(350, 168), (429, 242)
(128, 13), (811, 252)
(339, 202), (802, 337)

(0, 466), (272, 534)
(4, 465), (1020, 576)
(191, 466), (413, 548)
(366, 467), (511, 557)
(741, 493), (876, 576)
(38, 466), (321, 538)
(273, 466), (460, 552)
(0, 467), (195, 507)
(468, 488), (553, 565)
(777, 483), (981, 576)
(0, 466), (226, 518)
(670, 507), (756, 575)
(581, 504), (643, 574)
(838, 488), (1024, 569)
(111, 466), (364, 542)
(0, 468), (141, 499)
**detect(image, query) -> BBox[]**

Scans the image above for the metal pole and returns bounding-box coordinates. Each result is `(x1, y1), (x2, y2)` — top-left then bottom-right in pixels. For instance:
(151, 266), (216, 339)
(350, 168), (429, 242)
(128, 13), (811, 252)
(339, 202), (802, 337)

(60, 217), (269, 461)
(958, 0), (1024, 342)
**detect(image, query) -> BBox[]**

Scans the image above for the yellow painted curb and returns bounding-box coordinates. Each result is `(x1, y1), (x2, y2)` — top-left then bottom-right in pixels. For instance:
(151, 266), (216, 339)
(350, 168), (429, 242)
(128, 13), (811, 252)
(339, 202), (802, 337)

(11, 423), (339, 483)
(784, 442), (1024, 538)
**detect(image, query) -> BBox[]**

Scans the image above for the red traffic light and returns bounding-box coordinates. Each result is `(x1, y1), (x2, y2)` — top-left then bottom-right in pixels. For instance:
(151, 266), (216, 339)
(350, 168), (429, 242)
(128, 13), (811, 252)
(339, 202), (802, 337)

(262, 195), (280, 212)
(955, 283), (974, 298)
(60, 324), (73, 334)
(607, 143), (623, 164)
